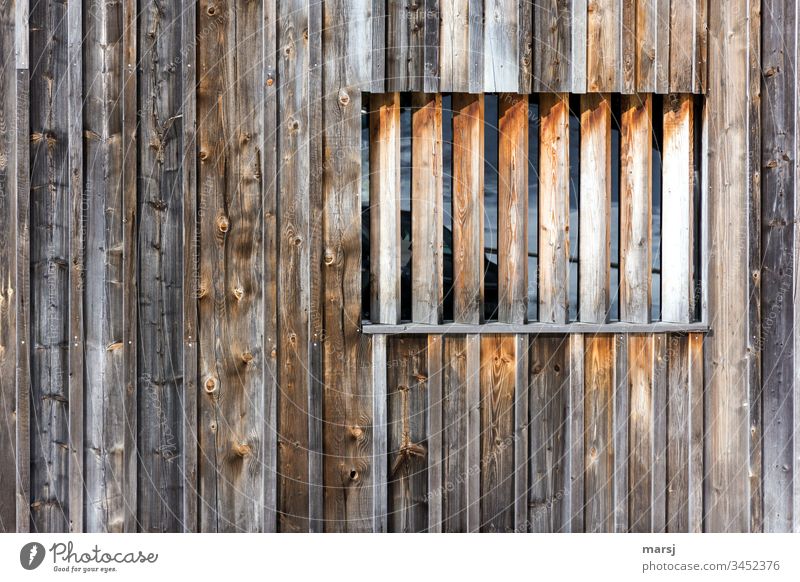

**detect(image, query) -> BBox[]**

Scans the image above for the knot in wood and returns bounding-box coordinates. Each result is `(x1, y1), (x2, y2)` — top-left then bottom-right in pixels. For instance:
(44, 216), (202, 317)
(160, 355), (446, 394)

(338, 89), (350, 106)
(349, 425), (363, 439)
(323, 248), (335, 265)
(206, 5), (217, 16)
(217, 215), (230, 233)
(199, 149), (209, 161)
(204, 376), (218, 394)
(232, 285), (244, 301)
(233, 442), (252, 457)
(241, 351), (254, 364)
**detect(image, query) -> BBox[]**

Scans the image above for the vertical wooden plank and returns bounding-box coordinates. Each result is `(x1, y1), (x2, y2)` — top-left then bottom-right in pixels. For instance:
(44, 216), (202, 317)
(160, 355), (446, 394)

(584, 334), (614, 532)
(539, 94), (571, 324)
(452, 94), (484, 324)
(586, 0), (621, 92)
(387, 337), (429, 532)
(666, 334), (689, 531)
(322, 4), (373, 530)
(498, 94), (528, 324)
(529, 336), (570, 532)
(197, 0), (265, 532)
(371, 335), (388, 532)
(137, 0), (183, 533)
(386, 0), (409, 91)
(571, 0), (588, 93)
(67, 0), (84, 533)
(427, 335), (443, 532)
(371, 0), (386, 92)
(688, 333), (704, 532)
(369, 93), (401, 324)
(613, 334), (629, 532)
(276, 0), (310, 533)
(479, 334), (516, 531)
(28, 0), (70, 533)
(620, 0), (636, 93)
(533, 1), (571, 92)
(694, 0), (707, 93)
(669, 0), (694, 92)
(655, 0), (670, 93)
(651, 333), (668, 532)
(568, 334), (585, 531)
(411, 93), (443, 324)
(407, 0), (425, 91)
(579, 94), (611, 323)
(468, 0), (484, 92)
(620, 94), (653, 323)
(661, 94), (694, 323)
(484, 0), (519, 92)
(83, 0), (126, 532)
(635, 0), (657, 92)
(628, 334), (653, 532)
(424, 0), (441, 93)
(513, 334), (529, 531)
(262, 0), (277, 534)
(761, 0), (796, 533)
(439, 0), (470, 92)
(517, 0), (532, 93)
(343, 0), (372, 89)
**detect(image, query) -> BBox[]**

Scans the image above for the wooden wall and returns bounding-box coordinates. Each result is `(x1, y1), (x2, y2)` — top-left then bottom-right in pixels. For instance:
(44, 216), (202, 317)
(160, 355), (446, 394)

(0, 0), (796, 533)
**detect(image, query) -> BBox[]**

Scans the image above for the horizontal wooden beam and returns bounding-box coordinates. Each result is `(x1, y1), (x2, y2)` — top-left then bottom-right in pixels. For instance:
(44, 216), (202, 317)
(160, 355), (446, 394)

(360, 322), (710, 335)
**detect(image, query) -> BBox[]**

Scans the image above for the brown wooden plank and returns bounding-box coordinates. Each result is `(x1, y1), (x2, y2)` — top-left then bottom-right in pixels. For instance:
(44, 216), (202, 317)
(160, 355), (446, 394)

(661, 94), (694, 323)
(694, 0), (708, 93)
(427, 335), (443, 531)
(386, 0), (410, 91)
(439, 0), (470, 92)
(529, 336), (570, 532)
(568, 334), (585, 531)
(452, 94), (484, 324)
(635, 0), (657, 92)
(533, 1), (571, 92)
(411, 93), (444, 324)
(669, 0), (695, 92)
(655, 0), (670, 93)
(484, 0), (519, 92)
(498, 94), (528, 324)
(586, 0), (621, 92)
(388, 336), (429, 532)
(513, 334), (529, 531)
(619, 94), (653, 323)
(652, 333), (668, 532)
(584, 334), (615, 532)
(621, 0), (635, 93)
(688, 333), (704, 532)
(479, 334), (516, 531)
(517, 0), (532, 92)
(538, 93), (571, 324)
(628, 334), (653, 532)
(666, 334), (689, 531)
(369, 93), (401, 324)
(579, 94), (612, 323)
(613, 334), (629, 531)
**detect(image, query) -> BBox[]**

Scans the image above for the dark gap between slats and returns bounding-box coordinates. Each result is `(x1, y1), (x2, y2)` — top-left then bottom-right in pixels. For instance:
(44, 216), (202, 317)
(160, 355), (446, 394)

(610, 94), (622, 322)
(527, 95), (540, 322)
(484, 94), (500, 321)
(442, 94), (455, 322)
(361, 96), (370, 321)
(568, 94), (581, 322)
(400, 94), (413, 322)
(652, 94), (664, 322)
(692, 95), (703, 322)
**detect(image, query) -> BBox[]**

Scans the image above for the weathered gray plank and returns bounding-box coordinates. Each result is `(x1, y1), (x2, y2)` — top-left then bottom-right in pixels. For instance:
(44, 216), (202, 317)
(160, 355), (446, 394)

(635, 0), (657, 92)
(386, 0), (410, 91)
(655, 0), (670, 93)
(571, 0), (587, 93)
(533, 1), (571, 92)
(424, 0), (441, 92)
(513, 333), (528, 531)
(371, 335), (388, 532)
(613, 334), (629, 532)
(427, 335), (443, 531)
(517, 0), (532, 92)
(484, 0), (519, 92)
(669, 0), (695, 92)
(371, 0), (386, 92)
(652, 333), (668, 532)
(568, 334), (585, 531)
(440, 0), (470, 92)
(587, 0), (621, 92)
(468, 0), (484, 92)
(628, 334), (653, 532)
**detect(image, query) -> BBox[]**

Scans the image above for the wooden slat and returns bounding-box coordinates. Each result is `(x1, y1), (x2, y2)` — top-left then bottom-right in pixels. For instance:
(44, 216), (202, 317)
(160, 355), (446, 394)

(584, 334), (614, 532)
(479, 334), (516, 531)
(513, 334), (529, 531)
(665, 334), (689, 531)
(613, 334), (629, 532)
(67, 0), (84, 533)
(620, 94), (653, 323)
(635, 0), (657, 92)
(517, 0), (533, 92)
(388, 337), (429, 532)
(621, 0), (635, 93)
(369, 93), (401, 324)
(498, 94), (528, 323)
(197, 0), (265, 532)
(652, 333), (668, 532)
(386, 0), (410, 91)
(452, 94), (484, 324)
(371, 0), (386, 92)
(568, 334), (585, 531)
(538, 93), (571, 324)
(694, 0), (708, 93)
(484, 0), (518, 92)
(411, 93), (443, 324)
(322, 7), (372, 529)
(427, 335), (443, 532)
(688, 333), (704, 532)
(661, 94), (694, 323)
(137, 0), (182, 533)
(669, 0), (695, 92)
(571, 0), (588, 93)
(424, 0), (441, 93)
(655, 0), (670, 93)
(439, 0), (470, 92)
(468, 0), (484, 92)
(533, 1), (571, 92)
(29, 0), (70, 533)
(529, 336), (570, 532)
(344, 0), (372, 89)
(628, 334), (653, 532)
(587, 0), (620, 92)
(441, 334), (480, 531)
(276, 0), (311, 532)
(371, 335), (388, 532)
(579, 94), (612, 323)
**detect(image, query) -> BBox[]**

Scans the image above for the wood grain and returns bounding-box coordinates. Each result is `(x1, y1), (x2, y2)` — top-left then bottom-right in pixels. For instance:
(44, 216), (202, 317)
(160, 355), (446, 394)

(587, 0), (620, 92)
(533, 1), (571, 92)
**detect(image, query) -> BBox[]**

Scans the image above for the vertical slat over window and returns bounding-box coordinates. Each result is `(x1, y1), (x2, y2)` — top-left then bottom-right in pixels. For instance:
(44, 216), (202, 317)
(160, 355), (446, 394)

(370, 93), (402, 324)
(411, 94), (443, 323)
(579, 94), (612, 323)
(620, 94), (653, 323)
(661, 94), (694, 323)
(538, 93), (571, 324)
(498, 94), (529, 323)
(452, 94), (485, 324)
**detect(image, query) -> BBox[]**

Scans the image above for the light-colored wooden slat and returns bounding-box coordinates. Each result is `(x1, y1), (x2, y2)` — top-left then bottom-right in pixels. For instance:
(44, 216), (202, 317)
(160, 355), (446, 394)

(620, 94), (653, 323)
(388, 337), (429, 532)
(468, 0), (483, 92)
(452, 94), (484, 324)
(661, 94), (694, 323)
(571, 0), (588, 93)
(539, 93), (571, 324)
(484, 0), (519, 92)
(479, 334), (517, 531)
(568, 334), (585, 531)
(427, 335), (443, 532)
(411, 93), (444, 324)
(613, 334), (629, 532)
(669, 0), (695, 92)
(439, 0), (470, 92)
(587, 0), (620, 92)
(371, 335), (388, 532)
(635, 0), (657, 92)
(370, 92), (401, 324)
(584, 334), (615, 532)
(529, 336), (570, 532)
(498, 93), (528, 324)
(344, 0), (372, 89)
(579, 94), (612, 323)
(655, 0), (670, 93)
(628, 334), (653, 532)
(533, 1), (571, 92)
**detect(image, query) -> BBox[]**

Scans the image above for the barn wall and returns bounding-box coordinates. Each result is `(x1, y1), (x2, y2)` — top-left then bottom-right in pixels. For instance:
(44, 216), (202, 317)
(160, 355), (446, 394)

(0, 0), (795, 533)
